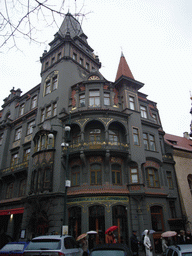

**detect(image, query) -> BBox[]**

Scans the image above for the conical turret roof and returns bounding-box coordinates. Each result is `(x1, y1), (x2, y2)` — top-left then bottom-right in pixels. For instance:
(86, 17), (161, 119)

(115, 52), (134, 81)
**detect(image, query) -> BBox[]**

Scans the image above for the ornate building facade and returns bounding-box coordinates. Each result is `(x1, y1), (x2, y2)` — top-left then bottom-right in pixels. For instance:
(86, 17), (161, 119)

(0, 13), (184, 251)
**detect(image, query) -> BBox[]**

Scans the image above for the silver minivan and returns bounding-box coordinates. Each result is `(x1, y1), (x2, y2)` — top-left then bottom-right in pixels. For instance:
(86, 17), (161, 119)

(166, 244), (192, 256)
(24, 235), (83, 256)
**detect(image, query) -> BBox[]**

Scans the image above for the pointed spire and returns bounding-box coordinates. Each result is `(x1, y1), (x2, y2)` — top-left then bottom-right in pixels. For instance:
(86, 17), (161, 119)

(115, 52), (134, 81)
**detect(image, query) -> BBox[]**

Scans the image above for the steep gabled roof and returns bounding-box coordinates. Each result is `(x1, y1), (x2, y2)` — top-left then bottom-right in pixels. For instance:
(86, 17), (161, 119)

(164, 133), (192, 152)
(58, 12), (86, 40)
(115, 52), (134, 81)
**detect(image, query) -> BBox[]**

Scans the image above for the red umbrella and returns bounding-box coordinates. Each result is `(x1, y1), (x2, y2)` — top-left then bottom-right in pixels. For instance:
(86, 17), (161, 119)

(105, 226), (118, 234)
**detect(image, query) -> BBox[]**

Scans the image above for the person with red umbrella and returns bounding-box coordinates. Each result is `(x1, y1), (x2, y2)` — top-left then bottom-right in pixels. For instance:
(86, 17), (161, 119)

(105, 226), (117, 244)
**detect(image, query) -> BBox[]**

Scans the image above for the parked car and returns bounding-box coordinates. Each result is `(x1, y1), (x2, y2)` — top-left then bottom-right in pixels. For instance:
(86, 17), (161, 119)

(24, 235), (83, 256)
(0, 242), (29, 256)
(90, 243), (132, 256)
(165, 244), (192, 256)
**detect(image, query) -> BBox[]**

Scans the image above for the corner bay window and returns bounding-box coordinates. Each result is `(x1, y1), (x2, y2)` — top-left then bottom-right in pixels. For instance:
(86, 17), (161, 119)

(35, 133), (54, 152)
(89, 129), (101, 142)
(146, 168), (160, 188)
(89, 90), (100, 107)
(129, 96), (135, 110)
(90, 164), (102, 185)
(109, 129), (119, 145)
(44, 72), (58, 96)
(133, 128), (139, 145)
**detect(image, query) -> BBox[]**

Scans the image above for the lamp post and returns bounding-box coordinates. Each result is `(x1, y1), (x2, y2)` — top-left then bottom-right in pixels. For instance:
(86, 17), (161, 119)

(63, 125), (71, 226)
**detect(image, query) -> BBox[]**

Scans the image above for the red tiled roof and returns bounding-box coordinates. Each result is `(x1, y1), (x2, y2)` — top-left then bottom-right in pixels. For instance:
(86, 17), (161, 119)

(164, 133), (192, 152)
(115, 53), (134, 81)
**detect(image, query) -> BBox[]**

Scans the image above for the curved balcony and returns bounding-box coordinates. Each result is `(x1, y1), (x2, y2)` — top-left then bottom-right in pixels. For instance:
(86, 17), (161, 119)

(62, 140), (129, 154)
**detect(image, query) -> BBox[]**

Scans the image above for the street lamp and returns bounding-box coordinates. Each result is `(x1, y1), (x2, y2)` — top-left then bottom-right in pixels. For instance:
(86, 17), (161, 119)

(62, 124), (71, 234)
(48, 121), (71, 235)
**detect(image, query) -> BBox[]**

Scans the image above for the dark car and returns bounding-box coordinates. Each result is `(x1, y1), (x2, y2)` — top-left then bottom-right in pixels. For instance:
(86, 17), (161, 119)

(0, 242), (29, 256)
(90, 244), (132, 256)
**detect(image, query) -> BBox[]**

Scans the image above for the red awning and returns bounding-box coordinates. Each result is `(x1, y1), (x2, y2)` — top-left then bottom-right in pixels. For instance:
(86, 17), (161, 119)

(0, 207), (24, 215)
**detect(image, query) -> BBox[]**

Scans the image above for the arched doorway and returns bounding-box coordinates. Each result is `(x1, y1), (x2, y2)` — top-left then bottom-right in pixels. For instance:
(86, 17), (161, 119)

(68, 206), (81, 239)
(112, 205), (128, 244)
(89, 205), (105, 244)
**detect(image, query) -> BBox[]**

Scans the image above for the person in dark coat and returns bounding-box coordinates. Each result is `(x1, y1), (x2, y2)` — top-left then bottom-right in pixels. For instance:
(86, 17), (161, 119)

(177, 230), (186, 244)
(186, 230), (192, 244)
(130, 230), (140, 256)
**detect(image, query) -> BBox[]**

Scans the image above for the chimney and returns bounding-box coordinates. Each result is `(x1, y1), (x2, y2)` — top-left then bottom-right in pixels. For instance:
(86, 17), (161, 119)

(183, 132), (189, 139)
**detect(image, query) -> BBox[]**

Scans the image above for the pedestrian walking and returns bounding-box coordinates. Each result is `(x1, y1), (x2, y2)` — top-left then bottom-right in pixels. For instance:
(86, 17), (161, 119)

(143, 229), (153, 256)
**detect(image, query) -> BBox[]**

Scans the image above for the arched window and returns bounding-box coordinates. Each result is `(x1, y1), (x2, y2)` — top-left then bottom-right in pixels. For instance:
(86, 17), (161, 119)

(150, 206), (164, 231)
(112, 205), (128, 244)
(112, 164), (121, 185)
(188, 174), (192, 195)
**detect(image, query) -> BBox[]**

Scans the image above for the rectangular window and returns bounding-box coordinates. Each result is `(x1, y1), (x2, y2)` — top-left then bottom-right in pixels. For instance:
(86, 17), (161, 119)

(31, 96), (37, 109)
(44, 168), (51, 189)
(147, 168), (160, 187)
(27, 121), (35, 135)
(169, 201), (176, 218)
(0, 133), (3, 145)
(80, 94), (85, 107)
(140, 106), (147, 118)
(41, 109), (45, 122)
(46, 105), (52, 118)
(58, 52), (61, 60)
(19, 103), (25, 116)
(89, 129), (101, 142)
(104, 92), (110, 106)
(11, 153), (18, 166)
(6, 182), (14, 199)
(71, 166), (80, 186)
(152, 113), (157, 123)
(133, 128), (139, 145)
(45, 61), (49, 69)
(73, 53), (77, 61)
(53, 102), (57, 116)
(143, 133), (149, 150)
(23, 148), (30, 161)
(52, 76), (58, 91)
(109, 130), (119, 145)
(167, 171), (173, 189)
(130, 168), (139, 183)
(112, 165), (121, 185)
(89, 90), (100, 107)
(149, 134), (156, 151)
(45, 80), (51, 95)
(86, 62), (90, 70)
(15, 127), (22, 141)
(19, 179), (26, 197)
(129, 96), (135, 110)
(51, 57), (55, 64)
(79, 58), (83, 65)
(90, 164), (102, 185)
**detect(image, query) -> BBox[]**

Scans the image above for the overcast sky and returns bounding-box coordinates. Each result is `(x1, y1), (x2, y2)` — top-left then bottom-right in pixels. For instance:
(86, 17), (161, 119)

(1, 0), (192, 137)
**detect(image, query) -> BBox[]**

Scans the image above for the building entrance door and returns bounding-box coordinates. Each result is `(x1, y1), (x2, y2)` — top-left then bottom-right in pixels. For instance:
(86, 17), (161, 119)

(89, 205), (105, 244)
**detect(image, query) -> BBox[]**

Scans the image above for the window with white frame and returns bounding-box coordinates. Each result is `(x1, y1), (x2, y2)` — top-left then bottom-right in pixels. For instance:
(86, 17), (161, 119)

(11, 153), (18, 166)
(79, 94), (85, 107)
(129, 96), (135, 110)
(130, 168), (139, 183)
(19, 103), (25, 116)
(140, 105), (147, 118)
(133, 127), (140, 145)
(44, 72), (59, 96)
(104, 92), (110, 106)
(143, 133), (149, 150)
(31, 95), (37, 109)
(89, 90), (100, 107)
(15, 127), (22, 141)
(149, 134), (156, 151)
(27, 120), (35, 135)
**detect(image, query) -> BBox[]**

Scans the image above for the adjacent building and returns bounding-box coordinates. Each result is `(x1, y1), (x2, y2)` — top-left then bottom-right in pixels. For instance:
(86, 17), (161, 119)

(0, 13), (184, 251)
